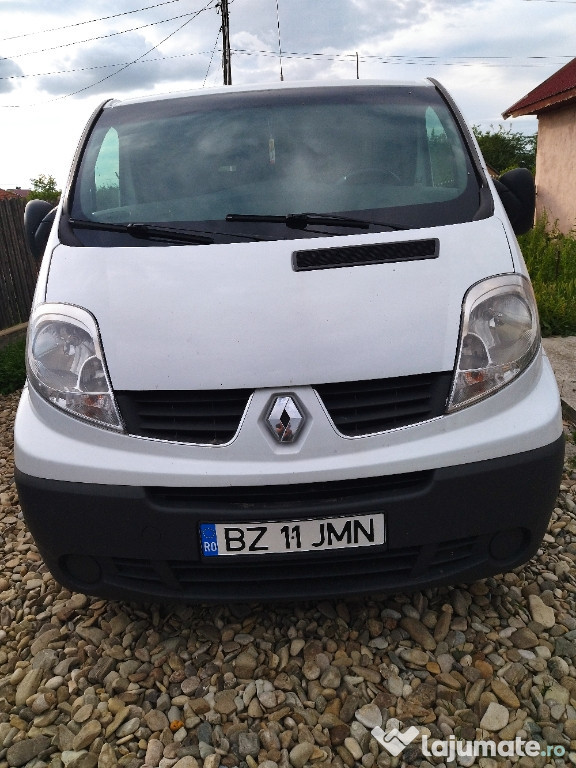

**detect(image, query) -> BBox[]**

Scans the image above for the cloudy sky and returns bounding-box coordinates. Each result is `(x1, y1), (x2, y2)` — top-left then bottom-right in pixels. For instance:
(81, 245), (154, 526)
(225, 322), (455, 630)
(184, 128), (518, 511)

(0, 0), (574, 189)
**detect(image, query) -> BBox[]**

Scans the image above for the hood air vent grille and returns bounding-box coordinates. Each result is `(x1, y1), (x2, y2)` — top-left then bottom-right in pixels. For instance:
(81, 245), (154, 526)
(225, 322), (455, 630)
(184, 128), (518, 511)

(293, 238), (439, 271)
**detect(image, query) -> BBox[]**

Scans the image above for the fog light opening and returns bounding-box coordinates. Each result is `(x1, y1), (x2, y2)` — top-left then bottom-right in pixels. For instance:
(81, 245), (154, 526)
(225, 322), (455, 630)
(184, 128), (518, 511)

(61, 554), (102, 585)
(489, 528), (529, 562)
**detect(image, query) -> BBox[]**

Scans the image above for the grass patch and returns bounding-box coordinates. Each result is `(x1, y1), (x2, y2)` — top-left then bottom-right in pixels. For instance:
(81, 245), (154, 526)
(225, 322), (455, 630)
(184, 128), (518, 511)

(0, 338), (26, 395)
(519, 215), (576, 336)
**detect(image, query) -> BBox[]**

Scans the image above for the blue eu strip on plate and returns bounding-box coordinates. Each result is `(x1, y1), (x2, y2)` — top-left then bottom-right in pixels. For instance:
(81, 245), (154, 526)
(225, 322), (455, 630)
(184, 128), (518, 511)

(200, 523), (219, 557)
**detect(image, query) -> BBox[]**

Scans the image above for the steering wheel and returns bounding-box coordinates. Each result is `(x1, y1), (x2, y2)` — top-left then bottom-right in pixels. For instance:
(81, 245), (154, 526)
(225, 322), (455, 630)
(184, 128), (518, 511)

(336, 168), (401, 185)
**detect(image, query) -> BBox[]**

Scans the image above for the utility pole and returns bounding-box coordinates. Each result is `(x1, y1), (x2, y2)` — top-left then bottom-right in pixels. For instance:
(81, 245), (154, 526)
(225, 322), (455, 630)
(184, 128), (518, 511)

(219, 0), (232, 85)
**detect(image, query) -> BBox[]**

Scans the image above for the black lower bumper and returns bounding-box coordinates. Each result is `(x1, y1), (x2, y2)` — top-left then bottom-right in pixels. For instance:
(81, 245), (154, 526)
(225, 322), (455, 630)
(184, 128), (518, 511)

(15, 435), (565, 602)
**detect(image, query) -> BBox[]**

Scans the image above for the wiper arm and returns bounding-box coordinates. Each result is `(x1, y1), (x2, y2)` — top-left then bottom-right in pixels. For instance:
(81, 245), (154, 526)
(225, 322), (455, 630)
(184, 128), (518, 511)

(69, 219), (214, 244)
(226, 212), (371, 230)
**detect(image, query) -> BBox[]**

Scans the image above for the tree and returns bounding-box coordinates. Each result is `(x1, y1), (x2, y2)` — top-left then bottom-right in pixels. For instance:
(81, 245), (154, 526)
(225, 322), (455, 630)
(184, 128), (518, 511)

(27, 173), (61, 205)
(472, 124), (537, 176)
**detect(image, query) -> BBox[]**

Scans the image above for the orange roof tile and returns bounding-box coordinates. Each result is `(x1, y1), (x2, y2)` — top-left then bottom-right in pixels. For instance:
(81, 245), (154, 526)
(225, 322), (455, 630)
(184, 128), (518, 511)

(0, 189), (19, 200)
(503, 57), (576, 118)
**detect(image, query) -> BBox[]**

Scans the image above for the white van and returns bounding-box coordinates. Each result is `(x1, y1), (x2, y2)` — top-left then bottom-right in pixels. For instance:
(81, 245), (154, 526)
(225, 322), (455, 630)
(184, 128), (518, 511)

(15, 80), (564, 602)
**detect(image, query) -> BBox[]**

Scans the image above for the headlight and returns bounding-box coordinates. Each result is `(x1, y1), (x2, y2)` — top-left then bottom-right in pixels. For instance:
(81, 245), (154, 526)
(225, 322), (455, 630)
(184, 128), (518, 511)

(27, 304), (123, 430)
(447, 275), (540, 411)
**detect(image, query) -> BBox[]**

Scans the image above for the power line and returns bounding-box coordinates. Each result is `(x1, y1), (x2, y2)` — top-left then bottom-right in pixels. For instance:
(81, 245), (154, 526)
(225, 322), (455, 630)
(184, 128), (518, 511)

(0, 0), (186, 42)
(1, 1), (217, 107)
(231, 49), (575, 67)
(0, 48), (572, 86)
(1, 46), (573, 108)
(0, 0), (569, 46)
(0, 9), (213, 62)
(203, 31), (221, 86)
(53, 1), (217, 102)
(0, 51), (215, 82)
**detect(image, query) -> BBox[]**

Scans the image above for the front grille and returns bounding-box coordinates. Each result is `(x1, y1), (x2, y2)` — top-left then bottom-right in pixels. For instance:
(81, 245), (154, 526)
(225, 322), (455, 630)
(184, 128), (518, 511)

(292, 239), (439, 271)
(103, 533), (485, 599)
(115, 373), (451, 444)
(115, 389), (252, 444)
(147, 471), (432, 511)
(314, 372), (452, 437)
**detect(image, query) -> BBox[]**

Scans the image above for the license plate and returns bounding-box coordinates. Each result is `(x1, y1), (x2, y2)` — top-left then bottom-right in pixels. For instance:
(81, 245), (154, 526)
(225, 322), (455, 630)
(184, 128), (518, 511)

(199, 513), (385, 557)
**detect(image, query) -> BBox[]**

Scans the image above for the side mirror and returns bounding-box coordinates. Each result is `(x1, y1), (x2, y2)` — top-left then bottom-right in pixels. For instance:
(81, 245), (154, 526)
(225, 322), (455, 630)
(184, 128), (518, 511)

(493, 168), (535, 236)
(24, 199), (57, 260)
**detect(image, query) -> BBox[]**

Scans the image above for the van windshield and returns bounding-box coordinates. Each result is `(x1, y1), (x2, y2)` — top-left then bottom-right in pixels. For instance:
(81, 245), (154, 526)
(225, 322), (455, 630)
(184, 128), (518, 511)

(67, 84), (485, 245)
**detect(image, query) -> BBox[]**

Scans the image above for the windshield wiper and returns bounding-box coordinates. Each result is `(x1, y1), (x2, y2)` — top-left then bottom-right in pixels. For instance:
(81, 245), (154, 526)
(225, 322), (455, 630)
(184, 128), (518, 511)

(69, 219), (214, 244)
(226, 212), (372, 230)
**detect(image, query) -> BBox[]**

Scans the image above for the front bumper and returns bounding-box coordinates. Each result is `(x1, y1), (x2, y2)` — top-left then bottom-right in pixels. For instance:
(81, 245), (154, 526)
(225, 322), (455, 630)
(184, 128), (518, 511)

(15, 435), (564, 602)
(14, 352), (562, 487)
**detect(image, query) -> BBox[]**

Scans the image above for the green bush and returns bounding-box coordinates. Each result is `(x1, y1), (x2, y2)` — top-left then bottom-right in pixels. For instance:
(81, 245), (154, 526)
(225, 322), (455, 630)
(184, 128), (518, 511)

(0, 338), (26, 396)
(519, 215), (576, 337)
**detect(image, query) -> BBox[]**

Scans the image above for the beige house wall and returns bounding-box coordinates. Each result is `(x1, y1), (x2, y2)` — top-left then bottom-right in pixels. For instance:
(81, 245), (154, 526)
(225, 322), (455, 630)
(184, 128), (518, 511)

(535, 105), (576, 233)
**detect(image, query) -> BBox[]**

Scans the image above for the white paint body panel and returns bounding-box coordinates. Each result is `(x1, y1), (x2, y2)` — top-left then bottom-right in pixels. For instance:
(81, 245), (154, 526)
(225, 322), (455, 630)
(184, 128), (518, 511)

(15, 208), (564, 487)
(42, 218), (512, 391)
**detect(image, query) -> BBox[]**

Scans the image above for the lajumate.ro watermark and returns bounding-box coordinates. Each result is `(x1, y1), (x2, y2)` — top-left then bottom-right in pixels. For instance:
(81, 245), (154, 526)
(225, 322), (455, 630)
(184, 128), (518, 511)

(370, 724), (567, 762)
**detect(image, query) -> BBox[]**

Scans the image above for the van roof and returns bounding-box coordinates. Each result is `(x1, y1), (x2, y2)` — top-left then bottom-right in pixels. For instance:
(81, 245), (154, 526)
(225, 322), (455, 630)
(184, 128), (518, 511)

(106, 79), (435, 109)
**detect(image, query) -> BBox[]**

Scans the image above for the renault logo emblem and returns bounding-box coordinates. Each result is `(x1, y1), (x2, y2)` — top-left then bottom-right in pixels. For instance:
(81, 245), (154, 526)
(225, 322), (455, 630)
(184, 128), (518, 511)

(266, 395), (305, 443)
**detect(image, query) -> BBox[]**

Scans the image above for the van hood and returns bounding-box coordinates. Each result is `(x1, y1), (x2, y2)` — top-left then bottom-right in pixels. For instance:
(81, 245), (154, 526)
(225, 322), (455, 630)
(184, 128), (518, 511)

(44, 219), (514, 391)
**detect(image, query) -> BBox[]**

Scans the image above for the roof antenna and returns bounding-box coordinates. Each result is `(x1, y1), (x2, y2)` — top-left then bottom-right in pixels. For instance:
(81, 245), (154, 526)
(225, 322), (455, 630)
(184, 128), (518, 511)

(275, 0), (284, 81)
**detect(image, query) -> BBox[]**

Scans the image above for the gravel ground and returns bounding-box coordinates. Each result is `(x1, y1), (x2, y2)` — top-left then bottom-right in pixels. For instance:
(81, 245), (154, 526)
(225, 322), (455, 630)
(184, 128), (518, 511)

(2, 390), (576, 768)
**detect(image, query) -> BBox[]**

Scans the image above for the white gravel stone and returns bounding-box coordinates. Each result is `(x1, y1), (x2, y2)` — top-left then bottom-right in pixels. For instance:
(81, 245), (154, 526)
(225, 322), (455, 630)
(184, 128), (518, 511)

(480, 702), (510, 732)
(97, 743), (118, 768)
(172, 758), (200, 768)
(15, 667), (43, 705)
(289, 742), (314, 768)
(355, 703), (382, 729)
(528, 594), (556, 628)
